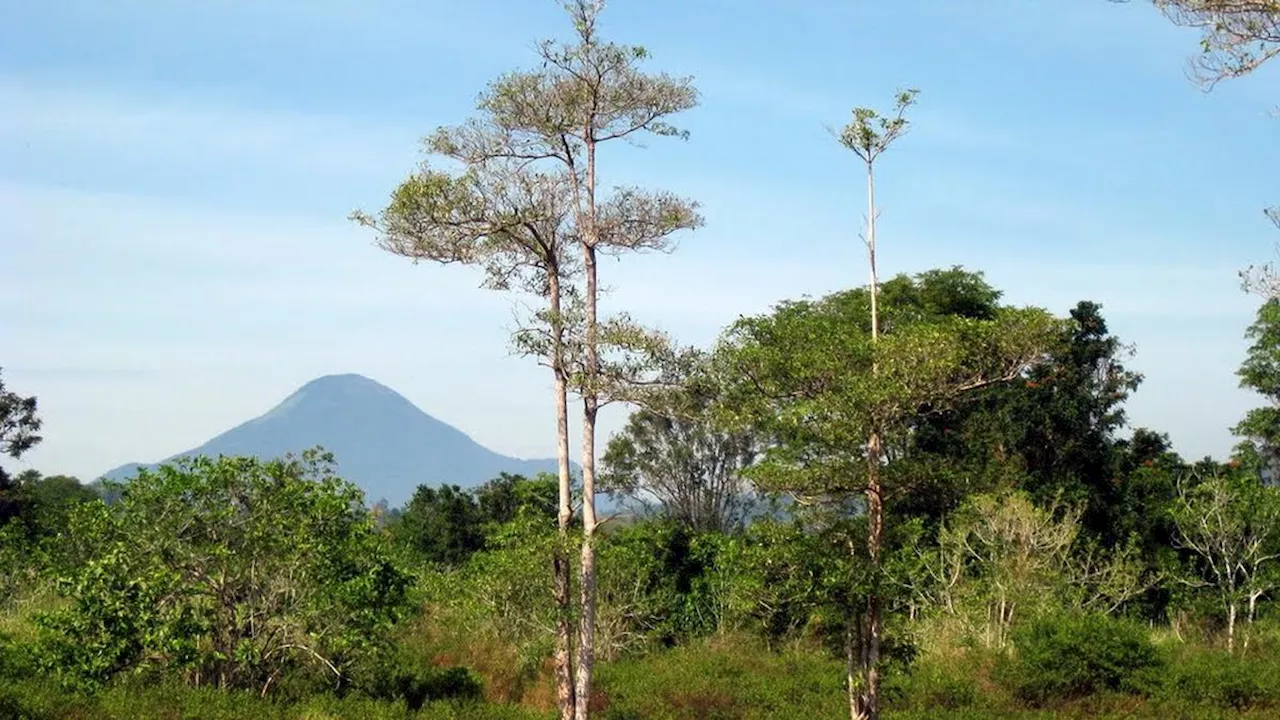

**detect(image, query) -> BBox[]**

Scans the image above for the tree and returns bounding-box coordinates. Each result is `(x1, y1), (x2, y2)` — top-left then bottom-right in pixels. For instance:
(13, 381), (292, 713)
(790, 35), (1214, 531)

(833, 88), (917, 720)
(393, 483), (485, 567)
(39, 450), (412, 692)
(1121, 1), (1280, 294)
(713, 274), (1061, 720)
(0, 369), (42, 525)
(353, 139), (583, 712)
(5, 471), (99, 542)
(1170, 469), (1280, 652)
(475, 472), (560, 530)
(1233, 299), (1280, 478)
(903, 300), (1144, 543)
(601, 352), (760, 533)
(429, 3), (703, 715)
(1144, 0), (1280, 87)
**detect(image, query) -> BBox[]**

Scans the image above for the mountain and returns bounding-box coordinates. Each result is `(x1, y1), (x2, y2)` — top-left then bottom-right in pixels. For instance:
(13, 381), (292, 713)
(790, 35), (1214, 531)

(99, 373), (571, 507)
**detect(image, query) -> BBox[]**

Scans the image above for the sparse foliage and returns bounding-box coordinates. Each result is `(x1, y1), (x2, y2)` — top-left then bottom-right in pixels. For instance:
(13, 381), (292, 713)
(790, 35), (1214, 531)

(601, 353), (760, 533)
(1170, 470), (1280, 653)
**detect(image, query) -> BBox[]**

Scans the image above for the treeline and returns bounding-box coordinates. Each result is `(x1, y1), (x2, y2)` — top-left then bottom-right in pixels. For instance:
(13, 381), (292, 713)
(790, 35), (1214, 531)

(4, 271), (1280, 718)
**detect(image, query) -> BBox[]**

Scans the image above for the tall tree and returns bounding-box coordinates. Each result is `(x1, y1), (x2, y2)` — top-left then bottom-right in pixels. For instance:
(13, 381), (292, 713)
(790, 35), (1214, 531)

(371, 3), (702, 714)
(713, 278), (1061, 720)
(353, 157), (583, 714)
(835, 89), (916, 720)
(436, 3), (702, 714)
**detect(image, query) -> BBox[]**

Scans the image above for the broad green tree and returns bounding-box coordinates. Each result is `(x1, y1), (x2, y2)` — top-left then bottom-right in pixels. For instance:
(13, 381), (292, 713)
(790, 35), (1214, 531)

(834, 89), (917, 720)
(1234, 299), (1280, 477)
(39, 450), (411, 692)
(431, 3), (703, 714)
(713, 274), (1061, 720)
(910, 301), (1144, 540)
(393, 483), (485, 567)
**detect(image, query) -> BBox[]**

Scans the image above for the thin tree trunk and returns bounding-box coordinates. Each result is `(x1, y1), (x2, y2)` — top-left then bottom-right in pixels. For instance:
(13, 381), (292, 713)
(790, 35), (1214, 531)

(1227, 601), (1237, 654)
(574, 139), (600, 720)
(575, 386), (599, 719)
(861, 451), (883, 720)
(846, 616), (860, 720)
(846, 536), (865, 720)
(858, 158), (883, 720)
(550, 275), (576, 720)
(866, 164), (879, 341)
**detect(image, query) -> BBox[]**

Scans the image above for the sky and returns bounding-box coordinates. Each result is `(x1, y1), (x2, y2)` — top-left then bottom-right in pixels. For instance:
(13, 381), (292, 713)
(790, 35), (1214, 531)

(2, 0), (1277, 482)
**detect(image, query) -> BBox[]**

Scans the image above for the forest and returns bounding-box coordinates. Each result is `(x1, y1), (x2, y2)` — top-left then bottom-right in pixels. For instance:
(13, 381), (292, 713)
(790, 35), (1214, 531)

(3, 1), (1280, 718)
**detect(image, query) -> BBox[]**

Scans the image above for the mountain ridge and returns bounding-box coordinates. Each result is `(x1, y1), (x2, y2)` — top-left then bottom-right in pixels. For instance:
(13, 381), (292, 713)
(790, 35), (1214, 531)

(99, 373), (572, 506)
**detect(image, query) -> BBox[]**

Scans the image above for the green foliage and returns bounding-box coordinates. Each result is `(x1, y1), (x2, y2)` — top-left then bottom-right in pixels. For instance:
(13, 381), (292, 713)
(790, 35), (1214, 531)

(36, 450), (413, 693)
(0, 368), (43, 524)
(421, 512), (559, 677)
(392, 474), (560, 569)
(594, 521), (726, 655)
(395, 484), (486, 567)
(593, 635), (846, 720)
(601, 352), (759, 533)
(713, 269), (1062, 501)
(1157, 648), (1280, 710)
(358, 653), (484, 711)
(1235, 299), (1280, 476)
(907, 301), (1145, 539)
(1002, 612), (1164, 705)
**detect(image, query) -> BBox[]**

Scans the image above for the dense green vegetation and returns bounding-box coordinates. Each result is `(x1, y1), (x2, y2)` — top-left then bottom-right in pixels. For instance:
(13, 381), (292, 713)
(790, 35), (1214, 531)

(5, 0), (1280, 718)
(7, 267), (1280, 718)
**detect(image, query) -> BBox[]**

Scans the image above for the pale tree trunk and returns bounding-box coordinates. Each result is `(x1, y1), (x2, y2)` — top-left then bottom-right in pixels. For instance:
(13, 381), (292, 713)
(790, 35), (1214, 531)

(549, 275), (576, 720)
(1227, 600), (1238, 654)
(866, 163), (880, 341)
(860, 450), (883, 720)
(574, 140), (600, 720)
(846, 616), (859, 720)
(856, 159), (883, 720)
(575, 390), (598, 720)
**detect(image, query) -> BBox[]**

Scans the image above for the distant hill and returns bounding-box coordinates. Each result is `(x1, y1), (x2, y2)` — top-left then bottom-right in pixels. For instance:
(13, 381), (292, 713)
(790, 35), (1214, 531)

(99, 373), (572, 507)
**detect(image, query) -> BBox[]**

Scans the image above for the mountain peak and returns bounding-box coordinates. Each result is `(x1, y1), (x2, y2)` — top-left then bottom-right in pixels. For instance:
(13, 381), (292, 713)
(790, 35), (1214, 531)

(100, 374), (569, 505)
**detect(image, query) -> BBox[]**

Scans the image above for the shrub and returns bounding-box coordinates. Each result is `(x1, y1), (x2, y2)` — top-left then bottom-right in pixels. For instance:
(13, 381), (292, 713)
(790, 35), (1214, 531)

(357, 649), (484, 710)
(1158, 648), (1280, 710)
(36, 450), (414, 692)
(1002, 611), (1164, 705)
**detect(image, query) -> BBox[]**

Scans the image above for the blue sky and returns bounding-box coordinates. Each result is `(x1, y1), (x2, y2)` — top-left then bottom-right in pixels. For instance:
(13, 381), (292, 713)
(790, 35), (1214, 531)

(2, 0), (1276, 481)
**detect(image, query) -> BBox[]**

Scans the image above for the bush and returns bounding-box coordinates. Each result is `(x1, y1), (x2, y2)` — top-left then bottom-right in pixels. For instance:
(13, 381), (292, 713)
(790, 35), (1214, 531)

(1002, 611), (1164, 705)
(1157, 648), (1280, 710)
(36, 450), (414, 692)
(358, 649), (484, 710)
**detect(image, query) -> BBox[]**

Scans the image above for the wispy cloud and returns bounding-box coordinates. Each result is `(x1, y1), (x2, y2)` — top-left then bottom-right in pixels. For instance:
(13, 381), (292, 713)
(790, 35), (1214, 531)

(0, 76), (422, 182)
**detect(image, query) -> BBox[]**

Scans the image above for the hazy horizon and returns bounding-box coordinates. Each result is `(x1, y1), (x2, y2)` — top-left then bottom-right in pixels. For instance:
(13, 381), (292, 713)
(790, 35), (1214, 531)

(3, 0), (1276, 481)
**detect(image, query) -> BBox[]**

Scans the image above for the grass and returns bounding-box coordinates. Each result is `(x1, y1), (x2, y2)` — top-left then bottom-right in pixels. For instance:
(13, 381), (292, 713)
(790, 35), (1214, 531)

(5, 595), (1280, 720)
